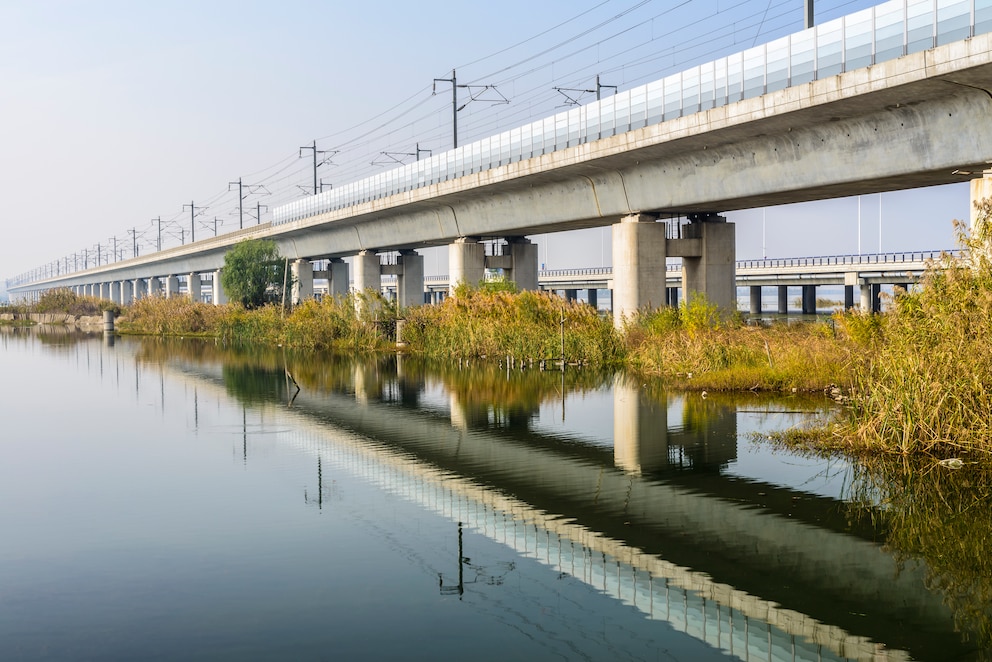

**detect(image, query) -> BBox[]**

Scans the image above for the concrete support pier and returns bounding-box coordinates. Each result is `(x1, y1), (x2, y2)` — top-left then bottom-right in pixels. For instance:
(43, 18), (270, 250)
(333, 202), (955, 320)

(291, 259), (314, 305)
(505, 237), (538, 291)
(187, 273), (202, 302)
(353, 251), (382, 295)
(149, 277), (162, 298)
(844, 285), (855, 310)
(165, 275), (180, 298)
(680, 216), (736, 313)
(449, 238), (486, 294)
(612, 214), (667, 328)
(749, 286), (762, 315)
(110, 282), (121, 304)
(802, 285), (816, 314)
(212, 270), (227, 305)
(859, 284), (871, 313)
(120, 280), (133, 306)
(132, 279), (145, 301)
(396, 250), (425, 309)
(777, 286), (788, 314)
(328, 259), (349, 298)
(587, 289), (598, 309)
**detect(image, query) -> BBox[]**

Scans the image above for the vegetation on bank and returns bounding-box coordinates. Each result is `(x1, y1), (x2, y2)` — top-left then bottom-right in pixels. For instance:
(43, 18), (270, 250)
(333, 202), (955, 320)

(623, 295), (852, 391)
(829, 217), (992, 457)
(402, 281), (624, 365)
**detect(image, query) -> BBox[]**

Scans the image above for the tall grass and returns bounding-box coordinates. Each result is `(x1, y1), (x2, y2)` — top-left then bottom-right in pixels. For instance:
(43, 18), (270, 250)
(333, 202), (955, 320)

(625, 295), (852, 390)
(119, 292), (395, 351)
(836, 216), (992, 456)
(119, 297), (224, 335)
(402, 286), (624, 365)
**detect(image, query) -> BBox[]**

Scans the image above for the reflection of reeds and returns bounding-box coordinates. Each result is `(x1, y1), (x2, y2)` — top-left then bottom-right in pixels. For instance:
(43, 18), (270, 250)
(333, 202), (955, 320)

(847, 457), (992, 653)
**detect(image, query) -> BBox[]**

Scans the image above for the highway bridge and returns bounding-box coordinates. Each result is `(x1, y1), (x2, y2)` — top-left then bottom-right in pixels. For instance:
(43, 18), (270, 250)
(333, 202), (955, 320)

(8, 0), (992, 326)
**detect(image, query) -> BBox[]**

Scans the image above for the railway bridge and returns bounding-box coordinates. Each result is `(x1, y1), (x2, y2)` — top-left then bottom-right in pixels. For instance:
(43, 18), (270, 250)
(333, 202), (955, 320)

(9, 0), (992, 326)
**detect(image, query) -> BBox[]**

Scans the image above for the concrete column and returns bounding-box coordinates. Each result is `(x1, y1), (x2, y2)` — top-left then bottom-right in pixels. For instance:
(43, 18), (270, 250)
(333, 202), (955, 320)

(120, 280), (133, 306)
(859, 284), (871, 313)
(506, 237), (539, 291)
(871, 284), (882, 313)
(212, 270), (227, 305)
(844, 285), (855, 310)
(613, 375), (669, 475)
(612, 214), (667, 327)
(777, 286), (788, 314)
(587, 289), (598, 309)
(449, 238), (485, 295)
(110, 281), (121, 304)
(328, 259), (349, 298)
(801, 285), (816, 314)
(147, 277), (161, 297)
(970, 174), (992, 229)
(187, 273), (202, 302)
(397, 250), (425, 309)
(749, 286), (762, 315)
(564, 289), (578, 302)
(353, 250), (381, 295)
(681, 216), (736, 313)
(132, 279), (144, 301)
(164, 275), (180, 298)
(291, 259), (314, 305)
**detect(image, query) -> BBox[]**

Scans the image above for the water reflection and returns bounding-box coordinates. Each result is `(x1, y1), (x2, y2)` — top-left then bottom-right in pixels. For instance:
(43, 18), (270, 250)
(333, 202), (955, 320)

(131, 339), (958, 660)
(6, 330), (990, 660)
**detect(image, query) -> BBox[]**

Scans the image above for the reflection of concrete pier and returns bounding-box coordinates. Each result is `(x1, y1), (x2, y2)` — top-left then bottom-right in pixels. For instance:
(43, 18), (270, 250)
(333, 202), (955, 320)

(166, 357), (958, 660)
(613, 376), (738, 474)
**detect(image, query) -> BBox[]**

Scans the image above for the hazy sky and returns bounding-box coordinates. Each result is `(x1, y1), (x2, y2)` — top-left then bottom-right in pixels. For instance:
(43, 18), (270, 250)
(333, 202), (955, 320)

(0, 0), (971, 286)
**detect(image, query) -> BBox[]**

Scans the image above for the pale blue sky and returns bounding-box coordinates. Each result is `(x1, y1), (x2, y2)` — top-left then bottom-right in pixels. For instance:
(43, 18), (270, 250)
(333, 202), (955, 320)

(0, 0), (969, 286)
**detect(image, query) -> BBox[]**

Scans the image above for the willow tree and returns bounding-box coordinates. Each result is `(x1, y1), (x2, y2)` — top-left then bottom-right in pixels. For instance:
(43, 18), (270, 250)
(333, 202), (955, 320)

(220, 239), (286, 308)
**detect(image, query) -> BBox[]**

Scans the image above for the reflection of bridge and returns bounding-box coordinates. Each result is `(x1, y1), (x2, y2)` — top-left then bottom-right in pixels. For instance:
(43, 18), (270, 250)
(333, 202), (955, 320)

(10, 1), (992, 327)
(159, 353), (960, 661)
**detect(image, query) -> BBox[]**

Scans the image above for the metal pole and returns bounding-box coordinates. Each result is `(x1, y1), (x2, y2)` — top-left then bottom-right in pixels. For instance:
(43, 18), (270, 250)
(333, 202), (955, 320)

(451, 70), (458, 149)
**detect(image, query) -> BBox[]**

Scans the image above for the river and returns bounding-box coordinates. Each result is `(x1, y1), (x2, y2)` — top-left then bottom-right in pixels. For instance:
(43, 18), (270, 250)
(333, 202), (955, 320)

(0, 327), (988, 661)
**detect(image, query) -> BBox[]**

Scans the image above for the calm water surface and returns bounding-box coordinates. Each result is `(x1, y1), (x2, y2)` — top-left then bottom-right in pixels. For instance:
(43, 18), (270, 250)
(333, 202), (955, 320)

(1, 328), (988, 661)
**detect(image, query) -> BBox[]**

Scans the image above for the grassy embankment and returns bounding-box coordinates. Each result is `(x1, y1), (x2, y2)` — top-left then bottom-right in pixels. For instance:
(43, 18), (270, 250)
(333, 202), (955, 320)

(0, 289), (118, 325)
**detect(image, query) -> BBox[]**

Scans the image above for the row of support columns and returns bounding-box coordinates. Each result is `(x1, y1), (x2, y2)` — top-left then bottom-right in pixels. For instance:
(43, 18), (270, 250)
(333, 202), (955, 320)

(70, 271), (228, 306)
(747, 282), (909, 315)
